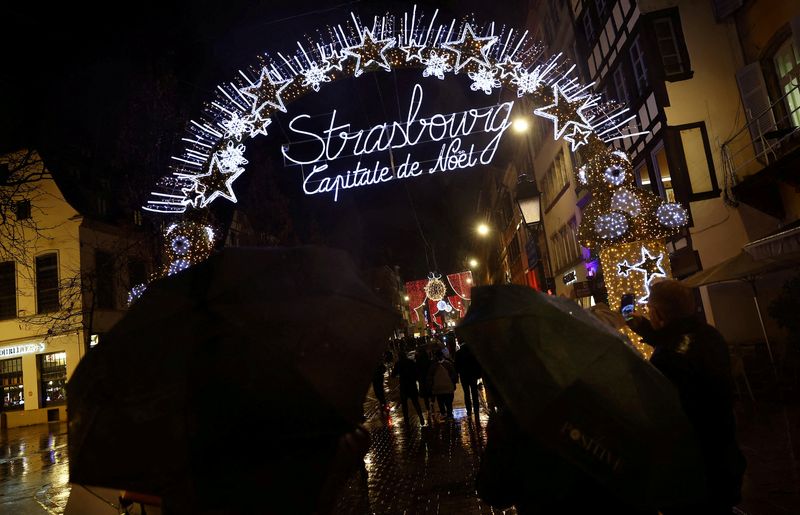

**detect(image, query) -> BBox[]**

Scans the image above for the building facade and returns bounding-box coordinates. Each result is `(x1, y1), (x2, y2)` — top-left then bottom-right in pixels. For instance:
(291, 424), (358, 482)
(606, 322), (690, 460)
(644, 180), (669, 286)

(0, 151), (153, 428)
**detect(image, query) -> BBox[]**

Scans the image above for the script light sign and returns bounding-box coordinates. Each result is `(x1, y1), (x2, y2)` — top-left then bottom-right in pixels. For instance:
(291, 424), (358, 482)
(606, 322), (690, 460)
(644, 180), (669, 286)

(281, 83), (514, 201)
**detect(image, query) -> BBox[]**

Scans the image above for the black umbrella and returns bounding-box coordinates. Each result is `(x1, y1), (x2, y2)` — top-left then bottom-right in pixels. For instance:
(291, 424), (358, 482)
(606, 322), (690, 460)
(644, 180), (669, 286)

(67, 246), (398, 507)
(456, 285), (705, 509)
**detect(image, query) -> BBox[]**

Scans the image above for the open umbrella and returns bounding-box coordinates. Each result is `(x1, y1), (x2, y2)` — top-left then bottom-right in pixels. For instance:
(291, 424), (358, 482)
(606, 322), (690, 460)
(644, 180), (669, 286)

(67, 246), (398, 506)
(681, 250), (800, 372)
(456, 285), (705, 509)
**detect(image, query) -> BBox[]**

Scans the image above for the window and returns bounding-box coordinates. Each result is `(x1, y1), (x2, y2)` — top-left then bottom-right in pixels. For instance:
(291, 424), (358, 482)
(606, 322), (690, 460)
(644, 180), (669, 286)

(39, 352), (67, 407)
(543, 149), (571, 209)
(613, 66), (629, 105)
(551, 221), (581, 272)
(672, 122), (720, 199)
(128, 259), (147, 288)
(14, 200), (31, 220)
(0, 358), (24, 410)
(635, 161), (652, 189)
(630, 35), (649, 96)
(651, 144), (675, 202)
(95, 251), (115, 309)
(774, 38), (800, 127)
(583, 13), (596, 44)
(0, 261), (15, 320)
(651, 10), (691, 79)
(35, 253), (59, 314)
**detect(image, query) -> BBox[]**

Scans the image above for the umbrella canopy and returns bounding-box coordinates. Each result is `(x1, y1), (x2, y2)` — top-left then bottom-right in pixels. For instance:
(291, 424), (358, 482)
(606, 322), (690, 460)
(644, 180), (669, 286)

(682, 250), (800, 287)
(67, 246), (399, 504)
(456, 285), (705, 509)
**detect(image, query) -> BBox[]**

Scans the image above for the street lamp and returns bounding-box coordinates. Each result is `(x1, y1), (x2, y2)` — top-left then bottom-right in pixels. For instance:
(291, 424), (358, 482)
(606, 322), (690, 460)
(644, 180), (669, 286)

(515, 175), (542, 228)
(403, 294), (410, 302)
(476, 223), (490, 236)
(468, 258), (478, 268)
(512, 117), (530, 133)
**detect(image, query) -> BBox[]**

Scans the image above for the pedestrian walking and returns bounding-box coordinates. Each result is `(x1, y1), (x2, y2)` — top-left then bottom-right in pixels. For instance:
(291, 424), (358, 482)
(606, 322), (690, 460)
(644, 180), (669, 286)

(371, 361), (388, 411)
(455, 343), (482, 418)
(392, 352), (426, 425)
(627, 280), (746, 514)
(427, 349), (456, 420)
(415, 347), (434, 420)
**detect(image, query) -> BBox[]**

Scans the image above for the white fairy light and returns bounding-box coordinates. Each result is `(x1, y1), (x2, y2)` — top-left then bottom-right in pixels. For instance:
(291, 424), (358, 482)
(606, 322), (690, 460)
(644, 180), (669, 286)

(610, 189), (642, 216)
(617, 246), (668, 304)
(422, 51), (452, 80)
(594, 211), (628, 240)
(603, 164), (626, 186)
(512, 67), (544, 97)
(656, 203), (689, 228)
(301, 62), (332, 91)
(215, 141), (248, 173)
(220, 112), (254, 141)
(469, 66), (501, 95)
(171, 235), (191, 255)
(127, 283), (148, 306)
(577, 165), (588, 185)
(168, 259), (191, 276)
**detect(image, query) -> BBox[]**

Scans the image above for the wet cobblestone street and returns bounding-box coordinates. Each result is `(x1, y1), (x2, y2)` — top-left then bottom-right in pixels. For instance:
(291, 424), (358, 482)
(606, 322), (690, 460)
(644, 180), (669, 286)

(335, 377), (513, 514)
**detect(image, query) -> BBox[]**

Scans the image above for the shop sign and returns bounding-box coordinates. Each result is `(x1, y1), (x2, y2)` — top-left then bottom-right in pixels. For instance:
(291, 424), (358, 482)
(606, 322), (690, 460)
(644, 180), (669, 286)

(0, 342), (45, 358)
(562, 269), (577, 285)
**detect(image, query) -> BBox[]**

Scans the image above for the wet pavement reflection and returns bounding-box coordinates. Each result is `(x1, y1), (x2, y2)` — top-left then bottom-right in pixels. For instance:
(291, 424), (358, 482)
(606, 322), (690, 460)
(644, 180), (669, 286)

(0, 421), (70, 514)
(335, 377), (513, 514)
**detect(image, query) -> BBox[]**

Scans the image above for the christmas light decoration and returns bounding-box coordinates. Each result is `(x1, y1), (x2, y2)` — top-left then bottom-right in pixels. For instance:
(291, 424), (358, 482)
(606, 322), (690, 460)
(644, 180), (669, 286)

(610, 189), (642, 217)
(127, 283), (148, 306)
(594, 212), (629, 240)
(146, 8), (656, 214)
(603, 164), (626, 186)
(424, 273), (447, 302)
(656, 203), (689, 228)
(469, 66), (501, 95)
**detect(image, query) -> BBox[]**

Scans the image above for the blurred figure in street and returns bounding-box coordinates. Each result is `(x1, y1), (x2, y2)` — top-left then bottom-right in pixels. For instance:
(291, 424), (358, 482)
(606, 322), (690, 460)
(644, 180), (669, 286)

(427, 349), (457, 420)
(415, 346), (434, 420)
(392, 352), (426, 425)
(627, 280), (746, 514)
(371, 361), (388, 412)
(455, 342), (482, 418)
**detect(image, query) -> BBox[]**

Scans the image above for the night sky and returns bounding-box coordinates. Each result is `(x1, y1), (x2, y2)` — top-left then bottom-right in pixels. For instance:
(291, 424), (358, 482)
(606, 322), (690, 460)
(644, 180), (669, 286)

(2, 0), (530, 279)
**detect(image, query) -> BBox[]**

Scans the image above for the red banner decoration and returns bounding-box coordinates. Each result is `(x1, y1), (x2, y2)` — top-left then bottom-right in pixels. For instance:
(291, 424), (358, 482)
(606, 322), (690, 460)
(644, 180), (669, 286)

(404, 279), (428, 323)
(447, 271), (473, 300)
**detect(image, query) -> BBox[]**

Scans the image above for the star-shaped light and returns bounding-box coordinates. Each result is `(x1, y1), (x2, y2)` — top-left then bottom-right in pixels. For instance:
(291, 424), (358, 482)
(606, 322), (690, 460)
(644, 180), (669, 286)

(533, 84), (594, 139)
(617, 260), (633, 277)
(188, 155), (244, 208)
(342, 29), (395, 77)
(564, 123), (593, 151)
(442, 23), (497, 73)
(629, 247), (667, 303)
(495, 56), (522, 79)
(239, 68), (291, 117)
(322, 50), (346, 72)
(248, 114), (272, 137)
(401, 41), (426, 63)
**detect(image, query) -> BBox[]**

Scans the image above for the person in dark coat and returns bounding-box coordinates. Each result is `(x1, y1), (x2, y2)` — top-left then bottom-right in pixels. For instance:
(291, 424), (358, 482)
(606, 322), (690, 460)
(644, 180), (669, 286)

(426, 349), (457, 420)
(371, 361), (387, 410)
(628, 280), (746, 514)
(415, 347), (434, 419)
(392, 353), (426, 424)
(455, 343), (482, 417)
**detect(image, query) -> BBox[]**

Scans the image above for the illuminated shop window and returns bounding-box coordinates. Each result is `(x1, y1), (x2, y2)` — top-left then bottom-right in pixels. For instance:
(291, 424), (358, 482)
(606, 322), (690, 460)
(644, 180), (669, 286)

(0, 358), (24, 410)
(39, 352), (67, 407)
(774, 38), (800, 127)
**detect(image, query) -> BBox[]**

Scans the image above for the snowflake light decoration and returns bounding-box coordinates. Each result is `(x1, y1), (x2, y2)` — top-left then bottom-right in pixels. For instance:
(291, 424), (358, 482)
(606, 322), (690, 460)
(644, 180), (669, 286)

(513, 68), (544, 97)
(469, 66), (501, 95)
(215, 141), (248, 173)
(594, 212), (628, 240)
(301, 62), (332, 92)
(422, 51), (452, 80)
(656, 203), (689, 228)
(221, 112), (254, 141)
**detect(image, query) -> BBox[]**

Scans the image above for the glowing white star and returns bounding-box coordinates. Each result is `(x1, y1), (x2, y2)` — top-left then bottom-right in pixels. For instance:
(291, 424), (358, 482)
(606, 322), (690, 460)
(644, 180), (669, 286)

(533, 84), (594, 139)
(442, 24), (497, 73)
(239, 67), (291, 116)
(342, 28), (395, 77)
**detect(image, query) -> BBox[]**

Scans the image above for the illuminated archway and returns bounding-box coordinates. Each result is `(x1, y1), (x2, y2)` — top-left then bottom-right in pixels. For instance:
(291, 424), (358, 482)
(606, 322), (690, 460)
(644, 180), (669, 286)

(143, 8), (689, 353)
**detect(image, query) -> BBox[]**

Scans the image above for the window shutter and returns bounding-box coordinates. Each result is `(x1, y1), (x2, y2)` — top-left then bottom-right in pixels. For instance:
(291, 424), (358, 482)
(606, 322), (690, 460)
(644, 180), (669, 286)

(735, 62), (777, 155)
(792, 16), (800, 55)
(712, 0), (743, 21)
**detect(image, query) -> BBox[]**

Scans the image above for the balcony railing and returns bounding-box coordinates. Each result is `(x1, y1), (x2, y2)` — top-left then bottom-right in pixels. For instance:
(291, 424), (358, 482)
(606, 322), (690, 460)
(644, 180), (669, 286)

(720, 80), (800, 204)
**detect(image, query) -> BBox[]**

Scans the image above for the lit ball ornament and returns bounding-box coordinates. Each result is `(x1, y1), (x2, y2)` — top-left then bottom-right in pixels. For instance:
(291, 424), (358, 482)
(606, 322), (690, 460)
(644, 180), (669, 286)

(171, 235), (191, 256)
(424, 275), (447, 302)
(603, 164), (626, 186)
(610, 189), (641, 217)
(437, 300), (448, 311)
(594, 211), (629, 240)
(656, 203), (689, 228)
